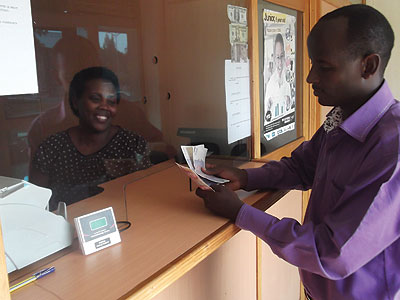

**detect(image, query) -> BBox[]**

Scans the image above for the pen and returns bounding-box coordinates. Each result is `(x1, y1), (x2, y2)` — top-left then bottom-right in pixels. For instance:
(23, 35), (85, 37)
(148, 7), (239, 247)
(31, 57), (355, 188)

(9, 266), (55, 293)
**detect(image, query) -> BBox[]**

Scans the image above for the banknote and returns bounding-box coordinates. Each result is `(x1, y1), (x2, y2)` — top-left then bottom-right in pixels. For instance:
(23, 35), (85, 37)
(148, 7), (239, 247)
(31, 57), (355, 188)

(175, 163), (214, 191)
(229, 24), (248, 44)
(180, 145), (230, 187)
(231, 43), (248, 63)
(227, 5), (247, 25)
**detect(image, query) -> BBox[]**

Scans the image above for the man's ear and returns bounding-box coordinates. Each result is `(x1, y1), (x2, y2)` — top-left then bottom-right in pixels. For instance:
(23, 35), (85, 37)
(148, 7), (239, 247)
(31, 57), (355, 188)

(361, 54), (380, 79)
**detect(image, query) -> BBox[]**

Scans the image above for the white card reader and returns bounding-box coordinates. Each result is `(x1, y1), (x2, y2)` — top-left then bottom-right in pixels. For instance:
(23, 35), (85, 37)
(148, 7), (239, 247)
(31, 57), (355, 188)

(74, 207), (121, 255)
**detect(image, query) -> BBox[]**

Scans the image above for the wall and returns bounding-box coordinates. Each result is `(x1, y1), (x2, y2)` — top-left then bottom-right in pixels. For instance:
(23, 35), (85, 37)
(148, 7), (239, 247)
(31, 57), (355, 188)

(367, 0), (400, 100)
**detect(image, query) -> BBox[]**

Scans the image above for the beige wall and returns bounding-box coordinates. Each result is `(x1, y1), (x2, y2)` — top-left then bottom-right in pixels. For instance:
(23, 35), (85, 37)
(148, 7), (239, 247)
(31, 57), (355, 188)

(367, 0), (400, 100)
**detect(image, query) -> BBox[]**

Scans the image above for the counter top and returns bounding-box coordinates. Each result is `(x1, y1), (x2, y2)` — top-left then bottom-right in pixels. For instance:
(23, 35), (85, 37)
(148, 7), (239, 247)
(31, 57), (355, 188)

(10, 160), (286, 300)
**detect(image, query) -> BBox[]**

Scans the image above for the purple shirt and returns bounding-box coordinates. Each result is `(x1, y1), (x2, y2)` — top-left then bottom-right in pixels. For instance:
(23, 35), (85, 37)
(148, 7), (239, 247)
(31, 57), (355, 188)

(236, 81), (400, 300)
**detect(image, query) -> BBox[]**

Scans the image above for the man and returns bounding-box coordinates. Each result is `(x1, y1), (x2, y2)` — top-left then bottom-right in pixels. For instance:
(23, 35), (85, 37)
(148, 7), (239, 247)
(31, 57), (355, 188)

(265, 33), (291, 122)
(196, 5), (398, 300)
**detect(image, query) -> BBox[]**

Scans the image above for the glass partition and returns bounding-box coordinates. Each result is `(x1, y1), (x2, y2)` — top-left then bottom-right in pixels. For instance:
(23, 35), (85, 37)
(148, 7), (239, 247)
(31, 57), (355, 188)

(161, 0), (250, 160)
(6, 161), (173, 283)
(1, 0), (252, 277)
(0, 0), (252, 180)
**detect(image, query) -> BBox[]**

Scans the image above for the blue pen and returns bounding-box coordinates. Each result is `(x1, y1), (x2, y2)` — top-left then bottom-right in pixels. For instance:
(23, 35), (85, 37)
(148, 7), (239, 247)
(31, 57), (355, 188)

(10, 266), (55, 292)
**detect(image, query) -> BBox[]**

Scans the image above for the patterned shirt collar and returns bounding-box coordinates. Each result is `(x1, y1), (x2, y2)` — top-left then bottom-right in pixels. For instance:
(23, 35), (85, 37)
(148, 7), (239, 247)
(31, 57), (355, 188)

(323, 106), (343, 133)
(322, 81), (395, 139)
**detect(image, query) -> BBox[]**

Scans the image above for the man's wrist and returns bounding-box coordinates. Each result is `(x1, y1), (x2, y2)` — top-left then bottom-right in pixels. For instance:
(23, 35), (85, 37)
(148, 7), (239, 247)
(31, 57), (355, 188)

(231, 202), (244, 222)
(239, 169), (248, 190)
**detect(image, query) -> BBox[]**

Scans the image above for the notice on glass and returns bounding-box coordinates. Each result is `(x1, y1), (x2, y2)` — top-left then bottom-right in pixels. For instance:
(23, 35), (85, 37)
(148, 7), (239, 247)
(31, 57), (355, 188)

(225, 60), (251, 144)
(0, 0), (38, 96)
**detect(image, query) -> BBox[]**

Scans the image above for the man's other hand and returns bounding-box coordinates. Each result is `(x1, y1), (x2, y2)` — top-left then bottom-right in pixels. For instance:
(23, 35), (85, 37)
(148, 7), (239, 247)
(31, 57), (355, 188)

(196, 184), (244, 222)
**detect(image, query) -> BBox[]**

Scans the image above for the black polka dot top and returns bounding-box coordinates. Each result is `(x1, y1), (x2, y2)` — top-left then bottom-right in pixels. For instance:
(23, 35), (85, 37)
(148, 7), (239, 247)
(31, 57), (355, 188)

(33, 127), (152, 210)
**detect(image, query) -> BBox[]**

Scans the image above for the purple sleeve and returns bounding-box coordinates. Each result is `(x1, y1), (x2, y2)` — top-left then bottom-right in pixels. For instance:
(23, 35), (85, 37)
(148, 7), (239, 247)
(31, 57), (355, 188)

(244, 127), (324, 191)
(236, 204), (327, 276)
(236, 152), (400, 280)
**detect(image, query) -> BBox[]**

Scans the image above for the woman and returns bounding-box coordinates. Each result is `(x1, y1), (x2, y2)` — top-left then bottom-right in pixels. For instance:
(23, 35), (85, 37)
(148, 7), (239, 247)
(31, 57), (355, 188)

(30, 67), (151, 210)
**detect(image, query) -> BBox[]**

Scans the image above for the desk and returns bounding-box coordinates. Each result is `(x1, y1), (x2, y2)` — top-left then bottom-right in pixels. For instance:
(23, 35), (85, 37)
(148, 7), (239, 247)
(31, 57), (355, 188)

(9, 160), (287, 300)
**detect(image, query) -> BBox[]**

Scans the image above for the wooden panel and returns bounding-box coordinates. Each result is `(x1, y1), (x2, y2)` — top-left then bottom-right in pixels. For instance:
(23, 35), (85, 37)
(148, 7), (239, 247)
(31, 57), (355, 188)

(322, 0), (351, 7)
(250, 0), (261, 159)
(256, 237), (262, 299)
(253, 137), (304, 162)
(309, 0), (321, 129)
(152, 230), (257, 300)
(302, 0), (312, 140)
(0, 222), (10, 300)
(267, 0), (306, 12)
(261, 190), (302, 300)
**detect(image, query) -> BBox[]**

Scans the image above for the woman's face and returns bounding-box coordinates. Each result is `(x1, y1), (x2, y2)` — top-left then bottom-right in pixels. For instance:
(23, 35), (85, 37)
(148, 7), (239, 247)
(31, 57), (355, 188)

(76, 78), (118, 132)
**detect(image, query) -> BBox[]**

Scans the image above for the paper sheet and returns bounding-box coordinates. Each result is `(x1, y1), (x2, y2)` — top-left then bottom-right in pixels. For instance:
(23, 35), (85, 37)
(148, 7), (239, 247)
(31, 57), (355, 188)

(0, 0), (38, 96)
(225, 60), (251, 144)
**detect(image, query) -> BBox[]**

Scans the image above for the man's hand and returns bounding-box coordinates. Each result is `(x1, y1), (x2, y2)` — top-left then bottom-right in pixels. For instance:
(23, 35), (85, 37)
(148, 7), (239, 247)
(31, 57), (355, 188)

(201, 164), (248, 191)
(196, 184), (244, 222)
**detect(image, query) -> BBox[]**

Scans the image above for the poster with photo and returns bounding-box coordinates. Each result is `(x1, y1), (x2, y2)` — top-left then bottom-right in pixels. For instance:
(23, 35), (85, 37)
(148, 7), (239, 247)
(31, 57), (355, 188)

(263, 9), (296, 141)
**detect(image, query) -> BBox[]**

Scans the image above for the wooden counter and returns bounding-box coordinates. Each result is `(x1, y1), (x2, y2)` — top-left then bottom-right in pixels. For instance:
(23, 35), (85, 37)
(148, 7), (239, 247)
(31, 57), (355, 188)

(10, 160), (286, 300)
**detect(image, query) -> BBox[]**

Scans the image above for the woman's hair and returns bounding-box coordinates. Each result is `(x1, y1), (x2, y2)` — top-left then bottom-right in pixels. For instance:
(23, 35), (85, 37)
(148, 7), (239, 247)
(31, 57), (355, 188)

(69, 66), (121, 117)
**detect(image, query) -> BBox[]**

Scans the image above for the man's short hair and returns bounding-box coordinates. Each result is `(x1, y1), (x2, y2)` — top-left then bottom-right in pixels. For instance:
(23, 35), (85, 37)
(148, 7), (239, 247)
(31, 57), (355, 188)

(320, 4), (394, 74)
(53, 35), (101, 84)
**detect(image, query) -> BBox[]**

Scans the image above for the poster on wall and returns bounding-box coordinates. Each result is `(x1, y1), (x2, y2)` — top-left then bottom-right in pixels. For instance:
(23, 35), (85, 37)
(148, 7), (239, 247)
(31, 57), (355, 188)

(263, 9), (296, 141)
(0, 0), (38, 96)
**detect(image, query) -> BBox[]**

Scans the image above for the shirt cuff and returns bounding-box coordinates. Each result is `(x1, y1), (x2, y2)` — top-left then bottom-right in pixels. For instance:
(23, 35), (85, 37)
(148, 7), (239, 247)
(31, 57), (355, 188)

(244, 167), (269, 191)
(235, 203), (276, 236)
